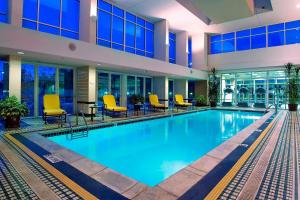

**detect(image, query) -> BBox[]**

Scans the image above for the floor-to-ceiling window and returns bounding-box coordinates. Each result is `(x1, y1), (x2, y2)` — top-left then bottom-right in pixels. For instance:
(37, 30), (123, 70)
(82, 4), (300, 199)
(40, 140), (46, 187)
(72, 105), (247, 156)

(168, 80), (174, 102)
(97, 72), (109, 105)
(22, 0), (80, 39)
(0, 59), (9, 100)
(253, 72), (267, 108)
(188, 38), (192, 68)
(169, 32), (176, 64)
(136, 77), (144, 96)
(59, 68), (74, 114)
(111, 74), (121, 104)
(188, 81), (195, 99)
(145, 77), (152, 102)
(221, 73), (235, 105)
(0, 0), (8, 23)
(236, 72), (253, 107)
(97, 0), (154, 58)
(21, 64), (35, 116)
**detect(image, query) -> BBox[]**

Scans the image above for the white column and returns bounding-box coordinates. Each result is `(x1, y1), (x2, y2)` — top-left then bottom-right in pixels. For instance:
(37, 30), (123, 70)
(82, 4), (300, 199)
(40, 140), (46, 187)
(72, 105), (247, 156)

(174, 79), (188, 98)
(154, 19), (169, 62)
(153, 77), (168, 106)
(9, 0), (23, 27)
(8, 55), (22, 100)
(192, 33), (208, 70)
(80, 0), (97, 44)
(176, 31), (188, 67)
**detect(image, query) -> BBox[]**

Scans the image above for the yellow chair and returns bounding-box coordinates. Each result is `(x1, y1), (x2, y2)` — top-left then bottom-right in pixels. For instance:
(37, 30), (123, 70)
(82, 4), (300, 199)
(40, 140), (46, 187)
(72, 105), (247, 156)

(103, 95), (127, 117)
(43, 94), (66, 124)
(149, 94), (168, 111)
(175, 94), (192, 109)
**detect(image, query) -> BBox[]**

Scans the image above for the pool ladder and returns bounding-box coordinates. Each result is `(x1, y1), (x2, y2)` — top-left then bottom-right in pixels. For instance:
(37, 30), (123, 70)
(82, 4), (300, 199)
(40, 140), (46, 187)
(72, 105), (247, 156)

(67, 112), (89, 140)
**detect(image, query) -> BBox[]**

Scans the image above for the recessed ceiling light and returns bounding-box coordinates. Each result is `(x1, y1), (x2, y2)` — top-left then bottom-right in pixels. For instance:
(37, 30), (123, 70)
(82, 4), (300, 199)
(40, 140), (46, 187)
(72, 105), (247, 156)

(297, 4), (300, 8)
(97, 63), (102, 66)
(17, 51), (24, 55)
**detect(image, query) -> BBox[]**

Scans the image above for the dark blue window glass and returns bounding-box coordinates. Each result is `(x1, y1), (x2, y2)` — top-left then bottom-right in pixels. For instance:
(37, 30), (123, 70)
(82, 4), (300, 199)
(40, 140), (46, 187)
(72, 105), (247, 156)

(0, 60), (9, 100)
(236, 29), (250, 37)
(223, 32), (235, 40)
(210, 41), (222, 54)
(136, 50), (145, 56)
(222, 39), (235, 52)
(62, 0), (79, 32)
(169, 32), (176, 64)
(98, 39), (111, 48)
(268, 23), (284, 32)
(22, 20), (37, 30)
(21, 64), (35, 116)
(125, 47), (135, 54)
(285, 20), (300, 29)
(39, 24), (60, 35)
(126, 21), (135, 47)
(188, 38), (192, 68)
(98, 10), (111, 41)
(39, 0), (60, 26)
(112, 16), (124, 44)
(112, 43), (124, 51)
(136, 26), (145, 50)
(126, 12), (136, 22)
(211, 35), (221, 43)
(113, 6), (124, 18)
(146, 52), (154, 58)
(236, 37), (250, 51)
(62, 30), (79, 39)
(98, 0), (112, 12)
(0, 0), (8, 23)
(146, 22), (154, 31)
(59, 68), (74, 114)
(251, 34), (266, 49)
(268, 31), (284, 47)
(137, 17), (145, 26)
(251, 26), (266, 35)
(23, 0), (38, 20)
(146, 29), (154, 53)
(286, 29), (300, 45)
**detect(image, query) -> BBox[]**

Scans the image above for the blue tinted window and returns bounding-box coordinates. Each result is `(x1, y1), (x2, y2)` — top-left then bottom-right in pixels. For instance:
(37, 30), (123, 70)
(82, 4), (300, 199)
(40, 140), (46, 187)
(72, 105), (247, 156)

(268, 23), (284, 32)
(125, 47), (135, 54)
(39, 24), (60, 35)
(0, 0), (8, 23)
(268, 31), (284, 47)
(112, 16), (124, 44)
(188, 38), (192, 68)
(223, 32), (235, 40)
(285, 20), (300, 29)
(236, 29), (250, 37)
(146, 29), (154, 53)
(62, 0), (79, 32)
(113, 6), (124, 18)
(22, 20), (37, 30)
(61, 30), (79, 39)
(251, 26), (266, 35)
(23, 0), (38, 20)
(169, 33), (176, 63)
(146, 22), (154, 31)
(237, 37), (250, 51)
(98, 10), (111, 41)
(98, 39), (111, 47)
(126, 21), (135, 47)
(98, 0), (112, 12)
(0, 60), (9, 99)
(211, 35), (221, 42)
(285, 29), (300, 45)
(39, 0), (60, 26)
(137, 17), (145, 26)
(59, 68), (74, 114)
(136, 26), (145, 50)
(222, 39), (235, 53)
(112, 43), (124, 51)
(210, 41), (222, 54)
(126, 12), (136, 22)
(251, 34), (266, 49)
(21, 64), (35, 116)
(136, 50), (145, 56)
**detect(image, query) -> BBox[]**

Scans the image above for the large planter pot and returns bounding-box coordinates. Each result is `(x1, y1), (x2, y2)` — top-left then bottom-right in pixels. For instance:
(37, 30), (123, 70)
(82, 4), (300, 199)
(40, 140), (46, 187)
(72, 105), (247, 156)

(4, 116), (20, 128)
(210, 101), (217, 107)
(288, 104), (298, 111)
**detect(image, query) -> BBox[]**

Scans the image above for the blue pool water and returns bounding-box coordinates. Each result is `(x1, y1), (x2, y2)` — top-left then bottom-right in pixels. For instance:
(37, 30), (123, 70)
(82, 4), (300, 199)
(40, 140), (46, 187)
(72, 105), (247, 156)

(49, 110), (263, 186)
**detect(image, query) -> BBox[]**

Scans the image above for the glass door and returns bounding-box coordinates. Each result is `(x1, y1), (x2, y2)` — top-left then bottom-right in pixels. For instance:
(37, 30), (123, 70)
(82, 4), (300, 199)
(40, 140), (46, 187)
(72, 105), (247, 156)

(59, 68), (74, 114)
(221, 73), (235, 106)
(111, 74), (121, 105)
(253, 72), (267, 108)
(145, 78), (152, 103)
(21, 64), (35, 116)
(98, 72), (109, 106)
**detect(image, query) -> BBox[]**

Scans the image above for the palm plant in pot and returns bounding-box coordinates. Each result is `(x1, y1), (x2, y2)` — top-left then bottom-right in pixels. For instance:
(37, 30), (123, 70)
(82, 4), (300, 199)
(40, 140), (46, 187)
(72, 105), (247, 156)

(284, 63), (299, 111)
(0, 96), (29, 128)
(208, 68), (220, 107)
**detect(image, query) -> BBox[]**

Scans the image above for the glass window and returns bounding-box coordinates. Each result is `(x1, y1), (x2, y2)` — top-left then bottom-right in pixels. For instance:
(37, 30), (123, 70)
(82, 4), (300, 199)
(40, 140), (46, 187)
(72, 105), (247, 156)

(169, 32), (176, 64)
(268, 31), (284, 47)
(59, 68), (74, 114)
(98, 0), (112, 12)
(237, 37), (250, 51)
(136, 77), (144, 96)
(98, 10), (112, 42)
(98, 72), (109, 105)
(126, 21), (135, 48)
(111, 74), (121, 104)
(21, 64), (35, 116)
(145, 78), (152, 102)
(127, 76), (135, 107)
(126, 12), (136, 23)
(210, 41), (222, 54)
(268, 23), (284, 32)
(222, 39), (235, 53)
(0, 0), (9, 23)
(168, 80), (174, 101)
(0, 60), (9, 99)
(38, 66), (56, 116)
(285, 29), (300, 45)
(211, 35), (222, 43)
(188, 81), (195, 99)
(113, 6), (124, 18)
(146, 29), (154, 57)
(188, 38), (192, 68)
(251, 34), (266, 49)
(222, 32), (235, 40)
(136, 26), (145, 51)
(112, 16), (124, 45)
(22, 0), (80, 39)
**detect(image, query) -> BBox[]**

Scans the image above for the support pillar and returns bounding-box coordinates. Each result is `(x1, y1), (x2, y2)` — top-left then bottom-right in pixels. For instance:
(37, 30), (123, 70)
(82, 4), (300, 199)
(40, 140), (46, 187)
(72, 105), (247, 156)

(9, 55), (21, 100)
(9, 0), (23, 27)
(80, 0), (97, 44)
(153, 77), (168, 107)
(176, 31), (189, 67)
(174, 79), (188, 98)
(154, 19), (169, 62)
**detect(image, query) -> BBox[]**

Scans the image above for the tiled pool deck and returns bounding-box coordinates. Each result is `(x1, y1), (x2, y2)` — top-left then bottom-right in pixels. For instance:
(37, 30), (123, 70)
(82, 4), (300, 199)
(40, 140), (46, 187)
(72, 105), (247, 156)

(0, 107), (299, 199)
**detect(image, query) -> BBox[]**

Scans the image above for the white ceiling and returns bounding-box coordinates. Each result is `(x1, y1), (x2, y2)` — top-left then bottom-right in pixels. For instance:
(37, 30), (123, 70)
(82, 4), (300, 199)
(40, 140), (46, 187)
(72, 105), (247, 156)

(110, 0), (300, 36)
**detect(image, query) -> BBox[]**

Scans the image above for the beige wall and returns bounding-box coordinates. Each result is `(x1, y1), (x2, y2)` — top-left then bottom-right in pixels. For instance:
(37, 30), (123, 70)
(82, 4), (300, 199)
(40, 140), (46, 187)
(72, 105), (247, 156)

(176, 31), (188, 67)
(195, 80), (208, 100)
(8, 55), (21, 100)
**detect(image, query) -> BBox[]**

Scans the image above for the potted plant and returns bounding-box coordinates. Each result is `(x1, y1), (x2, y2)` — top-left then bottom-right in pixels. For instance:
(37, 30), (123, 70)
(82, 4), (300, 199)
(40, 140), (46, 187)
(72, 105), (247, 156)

(208, 68), (220, 107)
(0, 96), (29, 128)
(284, 63), (299, 111)
(195, 95), (207, 107)
(129, 94), (145, 111)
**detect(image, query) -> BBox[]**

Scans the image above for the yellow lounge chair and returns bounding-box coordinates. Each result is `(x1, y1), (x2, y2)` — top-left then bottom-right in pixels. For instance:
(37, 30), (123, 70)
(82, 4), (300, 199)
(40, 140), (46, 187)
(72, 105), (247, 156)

(175, 94), (192, 109)
(103, 95), (127, 117)
(149, 94), (168, 111)
(43, 94), (66, 124)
